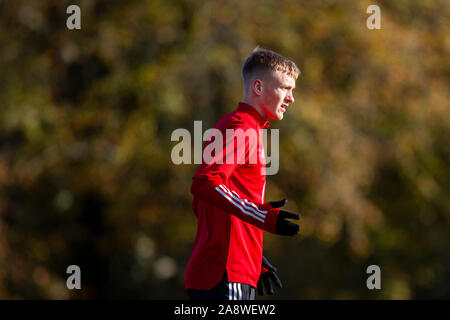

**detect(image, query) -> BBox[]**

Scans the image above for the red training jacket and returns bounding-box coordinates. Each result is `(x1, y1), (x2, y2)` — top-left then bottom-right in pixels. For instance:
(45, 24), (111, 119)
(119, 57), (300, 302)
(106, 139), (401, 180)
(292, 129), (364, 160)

(185, 102), (281, 290)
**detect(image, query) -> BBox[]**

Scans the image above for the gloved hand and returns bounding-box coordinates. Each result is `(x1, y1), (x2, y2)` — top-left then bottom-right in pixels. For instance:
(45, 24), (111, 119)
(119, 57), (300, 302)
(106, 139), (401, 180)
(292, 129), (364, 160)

(269, 199), (300, 236)
(257, 256), (282, 296)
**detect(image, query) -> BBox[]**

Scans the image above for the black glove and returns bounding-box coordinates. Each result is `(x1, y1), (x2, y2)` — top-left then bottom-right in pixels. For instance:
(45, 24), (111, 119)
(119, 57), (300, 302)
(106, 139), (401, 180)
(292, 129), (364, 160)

(269, 199), (300, 236)
(257, 256), (282, 296)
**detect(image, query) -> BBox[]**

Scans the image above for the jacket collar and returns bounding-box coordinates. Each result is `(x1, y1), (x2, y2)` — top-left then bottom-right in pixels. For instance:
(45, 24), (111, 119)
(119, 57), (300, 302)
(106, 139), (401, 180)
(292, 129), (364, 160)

(237, 102), (270, 129)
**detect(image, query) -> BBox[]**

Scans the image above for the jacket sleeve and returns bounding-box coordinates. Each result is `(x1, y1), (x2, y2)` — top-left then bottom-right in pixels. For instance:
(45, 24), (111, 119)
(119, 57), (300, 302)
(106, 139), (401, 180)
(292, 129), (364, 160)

(190, 121), (280, 234)
(261, 265), (269, 274)
(191, 180), (279, 233)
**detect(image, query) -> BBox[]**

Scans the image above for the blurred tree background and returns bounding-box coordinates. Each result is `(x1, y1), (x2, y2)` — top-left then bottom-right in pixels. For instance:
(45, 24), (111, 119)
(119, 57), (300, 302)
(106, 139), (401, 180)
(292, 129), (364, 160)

(0, 0), (449, 299)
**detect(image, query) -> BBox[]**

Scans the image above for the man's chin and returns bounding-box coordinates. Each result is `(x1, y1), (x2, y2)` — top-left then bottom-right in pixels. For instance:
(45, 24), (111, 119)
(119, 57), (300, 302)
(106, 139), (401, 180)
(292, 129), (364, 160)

(267, 111), (284, 120)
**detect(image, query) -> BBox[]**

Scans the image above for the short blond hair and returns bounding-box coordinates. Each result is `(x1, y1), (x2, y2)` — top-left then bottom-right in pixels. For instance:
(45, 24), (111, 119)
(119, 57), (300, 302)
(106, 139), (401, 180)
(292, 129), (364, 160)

(242, 47), (300, 84)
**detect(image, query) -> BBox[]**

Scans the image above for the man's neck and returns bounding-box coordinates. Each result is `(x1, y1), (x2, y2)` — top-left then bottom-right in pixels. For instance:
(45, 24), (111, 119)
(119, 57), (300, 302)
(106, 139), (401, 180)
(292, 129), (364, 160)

(240, 98), (267, 120)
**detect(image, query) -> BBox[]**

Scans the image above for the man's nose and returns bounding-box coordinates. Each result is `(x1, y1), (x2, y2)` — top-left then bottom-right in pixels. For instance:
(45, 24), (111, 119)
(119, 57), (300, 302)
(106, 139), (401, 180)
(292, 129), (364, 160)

(286, 92), (294, 103)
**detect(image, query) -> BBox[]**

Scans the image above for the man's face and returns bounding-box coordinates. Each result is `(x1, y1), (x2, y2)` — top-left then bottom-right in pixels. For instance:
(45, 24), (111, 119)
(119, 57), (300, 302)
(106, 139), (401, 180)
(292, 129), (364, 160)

(259, 71), (296, 120)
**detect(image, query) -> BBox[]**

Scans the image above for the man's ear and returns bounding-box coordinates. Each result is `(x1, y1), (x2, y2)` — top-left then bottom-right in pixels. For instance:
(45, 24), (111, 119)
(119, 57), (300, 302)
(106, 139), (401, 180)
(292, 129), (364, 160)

(252, 79), (263, 96)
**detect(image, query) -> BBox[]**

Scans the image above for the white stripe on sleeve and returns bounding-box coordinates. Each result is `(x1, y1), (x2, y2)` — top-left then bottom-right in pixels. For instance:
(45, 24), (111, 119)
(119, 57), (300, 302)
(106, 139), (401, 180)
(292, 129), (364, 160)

(229, 190), (268, 216)
(215, 186), (265, 223)
(218, 185), (267, 219)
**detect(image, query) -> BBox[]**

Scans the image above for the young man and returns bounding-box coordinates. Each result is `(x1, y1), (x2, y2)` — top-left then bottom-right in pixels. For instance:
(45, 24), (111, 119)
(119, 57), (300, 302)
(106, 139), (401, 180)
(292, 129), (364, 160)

(185, 48), (301, 300)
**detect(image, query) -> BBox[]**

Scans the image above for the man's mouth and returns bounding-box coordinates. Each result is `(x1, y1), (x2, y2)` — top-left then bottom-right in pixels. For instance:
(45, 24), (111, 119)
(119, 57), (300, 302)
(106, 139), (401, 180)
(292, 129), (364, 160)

(280, 104), (288, 112)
